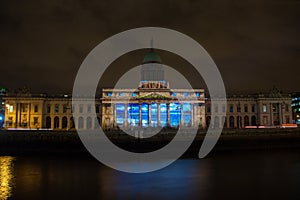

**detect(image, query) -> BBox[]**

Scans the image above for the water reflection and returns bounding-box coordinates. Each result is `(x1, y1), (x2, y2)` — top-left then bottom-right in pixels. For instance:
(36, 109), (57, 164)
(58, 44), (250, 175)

(0, 156), (15, 200)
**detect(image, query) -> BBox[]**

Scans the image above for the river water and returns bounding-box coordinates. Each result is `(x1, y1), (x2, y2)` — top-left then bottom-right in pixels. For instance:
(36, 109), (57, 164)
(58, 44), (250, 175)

(1, 149), (300, 200)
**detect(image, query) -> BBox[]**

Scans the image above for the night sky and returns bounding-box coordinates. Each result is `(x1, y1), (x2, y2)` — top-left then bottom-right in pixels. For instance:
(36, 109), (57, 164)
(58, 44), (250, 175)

(0, 0), (299, 95)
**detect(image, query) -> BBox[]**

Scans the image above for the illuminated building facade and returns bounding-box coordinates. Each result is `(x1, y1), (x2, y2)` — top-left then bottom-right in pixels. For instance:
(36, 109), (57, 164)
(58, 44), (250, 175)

(206, 89), (293, 128)
(101, 50), (206, 129)
(291, 92), (300, 125)
(0, 87), (7, 128)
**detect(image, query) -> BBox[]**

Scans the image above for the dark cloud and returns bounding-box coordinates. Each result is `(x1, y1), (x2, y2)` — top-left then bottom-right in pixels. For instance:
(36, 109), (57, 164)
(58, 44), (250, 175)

(0, 0), (299, 94)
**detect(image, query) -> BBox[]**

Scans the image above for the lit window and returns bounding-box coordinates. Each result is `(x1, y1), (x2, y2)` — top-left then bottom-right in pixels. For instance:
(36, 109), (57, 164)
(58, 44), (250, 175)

(196, 92), (200, 97)
(183, 92), (188, 97)
(262, 104), (267, 113)
(119, 93), (124, 97)
(171, 93), (176, 97)
(132, 93), (137, 97)
(107, 92), (112, 97)
(9, 105), (13, 112)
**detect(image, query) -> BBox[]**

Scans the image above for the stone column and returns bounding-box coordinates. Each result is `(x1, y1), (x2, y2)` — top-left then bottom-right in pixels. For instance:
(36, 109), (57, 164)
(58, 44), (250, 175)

(191, 103), (194, 127)
(167, 103), (170, 127)
(139, 103), (142, 127)
(270, 103), (273, 126)
(157, 103), (161, 126)
(279, 103), (282, 125)
(124, 103), (128, 127)
(148, 103), (152, 127)
(180, 103), (184, 126)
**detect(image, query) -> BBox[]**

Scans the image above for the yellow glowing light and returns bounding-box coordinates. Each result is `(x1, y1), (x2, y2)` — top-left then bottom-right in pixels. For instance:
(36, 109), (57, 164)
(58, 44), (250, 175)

(0, 156), (15, 200)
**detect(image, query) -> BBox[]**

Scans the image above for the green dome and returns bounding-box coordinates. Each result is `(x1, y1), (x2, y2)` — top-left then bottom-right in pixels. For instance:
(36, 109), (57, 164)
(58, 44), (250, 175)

(142, 50), (162, 64)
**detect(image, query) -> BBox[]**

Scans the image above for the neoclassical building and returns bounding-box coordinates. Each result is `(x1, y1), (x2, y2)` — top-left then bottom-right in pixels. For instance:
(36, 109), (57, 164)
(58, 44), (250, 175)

(205, 88), (293, 128)
(101, 49), (206, 129)
(3, 94), (102, 130)
(2, 50), (294, 130)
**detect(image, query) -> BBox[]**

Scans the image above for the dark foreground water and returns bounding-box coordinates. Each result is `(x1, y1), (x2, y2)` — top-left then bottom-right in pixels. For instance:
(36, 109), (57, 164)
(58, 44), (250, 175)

(1, 150), (300, 200)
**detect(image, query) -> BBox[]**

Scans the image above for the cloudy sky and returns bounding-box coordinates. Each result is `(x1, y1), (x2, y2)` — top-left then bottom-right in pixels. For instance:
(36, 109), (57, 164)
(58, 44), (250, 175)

(0, 0), (299, 95)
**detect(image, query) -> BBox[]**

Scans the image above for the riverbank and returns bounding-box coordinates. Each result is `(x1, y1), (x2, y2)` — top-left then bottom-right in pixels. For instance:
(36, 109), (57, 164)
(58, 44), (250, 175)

(0, 128), (300, 156)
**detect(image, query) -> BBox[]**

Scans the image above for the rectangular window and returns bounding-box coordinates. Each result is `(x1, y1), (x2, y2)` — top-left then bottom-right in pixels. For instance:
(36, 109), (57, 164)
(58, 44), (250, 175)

(33, 117), (38, 125)
(96, 105), (100, 113)
(252, 105), (256, 112)
(34, 105), (38, 113)
(9, 105), (13, 112)
(222, 105), (226, 113)
(54, 105), (59, 113)
(63, 104), (67, 113)
(87, 104), (91, 113)
(229, 105), (234, 113)
(47, 105), (51, 113)
(263, 116), (268, 125)
(285, 116), (290, 123)
(285, 104), (289, 112)
(214, 105), (218, 113)
(244, 105), (248, 113)
(207, 105), (211, 113)
(79, 105), (83, 113)
(262, 104), (267, 113)
(237, 105), (241, 112)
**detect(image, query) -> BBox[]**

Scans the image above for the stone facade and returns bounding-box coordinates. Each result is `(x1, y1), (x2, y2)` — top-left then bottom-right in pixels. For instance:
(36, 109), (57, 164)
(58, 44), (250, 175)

(206, 91), (293, 128)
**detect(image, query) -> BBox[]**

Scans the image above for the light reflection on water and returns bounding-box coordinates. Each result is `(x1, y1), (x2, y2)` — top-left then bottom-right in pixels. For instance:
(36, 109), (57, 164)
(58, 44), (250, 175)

(1, 150), (300, 200)
(0, 156), (15, 200)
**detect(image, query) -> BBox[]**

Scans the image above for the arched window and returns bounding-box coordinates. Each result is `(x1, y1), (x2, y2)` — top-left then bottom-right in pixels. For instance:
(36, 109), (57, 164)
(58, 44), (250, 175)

(214, 116), (219, 128)
(70, 117), (75, 129)
(86, 117), (92, 129)
(244, 116), (250, 126)
(229, 116), (235, 128)
(206, 116), (211, 128)
(237, 116), (242, 128)
(251, 116), (257, 126)
(78, 117), (84, 129)
(54, 116), (59, 129)
(222, 116), (227, 128)
(94, 117), (100, 129)
(62, 116), (68, 129)
(46, 116), (51, 129)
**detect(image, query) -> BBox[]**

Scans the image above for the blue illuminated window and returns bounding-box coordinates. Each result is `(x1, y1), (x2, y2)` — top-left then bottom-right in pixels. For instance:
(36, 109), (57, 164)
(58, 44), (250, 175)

(171, 93), (176, 97)
(116, 104), (125, 127)
(160, 103), (167, 127)
(132, 93), (137, 97)
(183, 92), (188, 97)
(170, 103), (181, 127)
(141, 103), (149, 127)
(151, 103), (158, 127)
(196, 92), (200, 97)
(119, 93), (124, 97)
(128, 104), (139, 126)
(107, 92), (112, 97)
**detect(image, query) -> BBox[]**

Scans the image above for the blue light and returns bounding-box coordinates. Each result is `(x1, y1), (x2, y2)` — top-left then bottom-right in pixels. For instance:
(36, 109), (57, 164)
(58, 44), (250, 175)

(196, 92), (200, 97)
(132, 93), (137, 97)
(183, 92), (188, 97)
(0, 116), (3, 121)
(171, 93), (176, 97)
(107, 92), (112, 97)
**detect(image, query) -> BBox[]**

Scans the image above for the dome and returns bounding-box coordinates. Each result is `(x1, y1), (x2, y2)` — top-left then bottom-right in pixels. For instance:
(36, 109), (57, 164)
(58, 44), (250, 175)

(142, 50), (162, 64)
